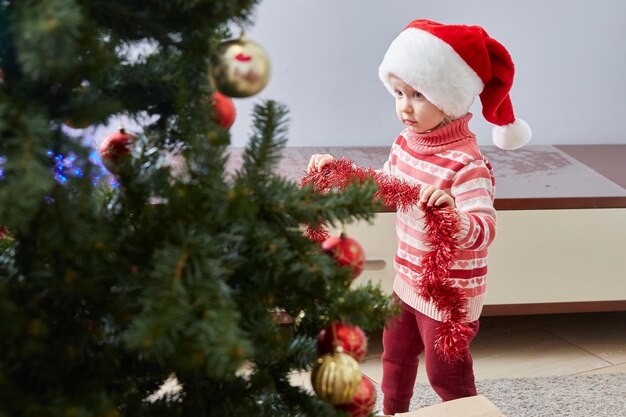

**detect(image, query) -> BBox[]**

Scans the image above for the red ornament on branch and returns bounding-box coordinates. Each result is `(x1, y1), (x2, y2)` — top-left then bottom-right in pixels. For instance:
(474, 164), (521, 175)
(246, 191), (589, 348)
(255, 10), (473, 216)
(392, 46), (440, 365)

(336, 375), (377, 417)
(99, 129), (135, 175)
(322, 233), (365, 280)
(317, 322), (367, 362)
(301, 158), (474, 361)
(211, 91), (236, 129)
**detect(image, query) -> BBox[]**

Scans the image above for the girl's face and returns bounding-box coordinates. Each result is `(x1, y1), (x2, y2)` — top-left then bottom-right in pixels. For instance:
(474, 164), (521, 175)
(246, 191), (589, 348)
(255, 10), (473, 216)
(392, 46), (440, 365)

(389, 75), (445, 133)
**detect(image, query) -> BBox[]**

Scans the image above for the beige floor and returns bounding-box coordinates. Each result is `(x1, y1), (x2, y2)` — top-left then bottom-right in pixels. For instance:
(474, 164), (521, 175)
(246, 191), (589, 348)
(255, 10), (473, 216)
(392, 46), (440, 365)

(292, 311), (626, 391)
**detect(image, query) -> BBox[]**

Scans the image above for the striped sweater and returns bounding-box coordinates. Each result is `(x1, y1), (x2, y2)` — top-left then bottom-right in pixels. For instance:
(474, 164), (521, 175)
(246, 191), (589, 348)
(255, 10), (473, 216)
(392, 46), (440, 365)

(381, 113), (496, 322)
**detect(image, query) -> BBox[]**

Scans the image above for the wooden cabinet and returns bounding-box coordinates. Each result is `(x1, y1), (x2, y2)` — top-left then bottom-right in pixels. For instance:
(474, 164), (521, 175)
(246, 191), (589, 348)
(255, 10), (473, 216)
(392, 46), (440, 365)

(485, 208), (626, 312)
(342, 213), (397, 295)
(344, 208), (626, 315)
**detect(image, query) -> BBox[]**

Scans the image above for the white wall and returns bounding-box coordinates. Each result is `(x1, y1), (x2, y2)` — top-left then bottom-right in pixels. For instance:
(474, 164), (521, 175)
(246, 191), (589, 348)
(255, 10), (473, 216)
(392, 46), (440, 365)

(228, 0), (626, 148)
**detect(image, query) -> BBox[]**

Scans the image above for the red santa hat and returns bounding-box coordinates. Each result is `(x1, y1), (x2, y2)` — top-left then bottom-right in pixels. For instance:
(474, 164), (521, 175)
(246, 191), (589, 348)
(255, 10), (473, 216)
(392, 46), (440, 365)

(379, 20), (531, 150)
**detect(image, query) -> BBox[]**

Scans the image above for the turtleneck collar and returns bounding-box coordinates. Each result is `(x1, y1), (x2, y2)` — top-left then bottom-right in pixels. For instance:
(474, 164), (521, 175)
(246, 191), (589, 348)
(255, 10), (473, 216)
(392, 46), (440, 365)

(401, 113), (475, 155)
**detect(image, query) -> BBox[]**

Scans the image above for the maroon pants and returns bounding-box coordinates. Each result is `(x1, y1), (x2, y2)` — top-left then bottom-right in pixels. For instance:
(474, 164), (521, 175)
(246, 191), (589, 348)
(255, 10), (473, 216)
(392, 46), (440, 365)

(381, 302), (479, 415)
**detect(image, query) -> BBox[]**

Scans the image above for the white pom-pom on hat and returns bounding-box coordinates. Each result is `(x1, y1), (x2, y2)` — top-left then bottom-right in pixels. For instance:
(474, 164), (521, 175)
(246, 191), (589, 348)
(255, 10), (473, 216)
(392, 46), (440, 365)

(492, 118), (532, 150)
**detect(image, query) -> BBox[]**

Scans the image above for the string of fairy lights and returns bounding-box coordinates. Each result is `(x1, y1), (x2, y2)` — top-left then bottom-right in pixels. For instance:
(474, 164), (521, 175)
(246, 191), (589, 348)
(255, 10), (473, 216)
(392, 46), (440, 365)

(0, 130), (117, 188)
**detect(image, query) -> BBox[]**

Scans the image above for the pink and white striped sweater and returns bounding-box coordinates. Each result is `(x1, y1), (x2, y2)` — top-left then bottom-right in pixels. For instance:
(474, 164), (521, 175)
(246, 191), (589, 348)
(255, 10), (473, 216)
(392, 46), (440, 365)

(381, 113), (496, 322)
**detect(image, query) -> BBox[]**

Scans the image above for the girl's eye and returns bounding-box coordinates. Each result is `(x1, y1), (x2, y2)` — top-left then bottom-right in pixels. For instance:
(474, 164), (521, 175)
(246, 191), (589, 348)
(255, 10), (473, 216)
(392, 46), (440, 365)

(412, 91), (423, 99)
(394, 89), (403, 97)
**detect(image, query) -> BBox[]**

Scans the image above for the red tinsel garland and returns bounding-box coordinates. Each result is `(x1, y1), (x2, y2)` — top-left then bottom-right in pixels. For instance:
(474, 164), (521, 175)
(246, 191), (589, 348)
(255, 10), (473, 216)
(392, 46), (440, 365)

(300, 158), (475, 361)
(303, 223), (331, 243)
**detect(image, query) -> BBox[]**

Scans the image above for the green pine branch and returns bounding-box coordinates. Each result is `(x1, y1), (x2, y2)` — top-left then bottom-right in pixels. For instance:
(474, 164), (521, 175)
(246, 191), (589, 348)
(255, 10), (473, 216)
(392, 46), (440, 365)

(0, 1), (395, 415)
(239, 100), (290, 182)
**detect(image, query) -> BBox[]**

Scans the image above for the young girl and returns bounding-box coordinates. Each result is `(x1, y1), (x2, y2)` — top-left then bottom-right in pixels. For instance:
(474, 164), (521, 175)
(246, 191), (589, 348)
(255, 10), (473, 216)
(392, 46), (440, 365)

(308, 20), (531, 414)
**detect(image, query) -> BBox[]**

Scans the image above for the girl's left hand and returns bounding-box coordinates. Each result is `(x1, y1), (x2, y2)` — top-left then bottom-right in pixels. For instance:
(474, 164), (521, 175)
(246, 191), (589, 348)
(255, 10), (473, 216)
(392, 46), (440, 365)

(419, 185), (456, 210)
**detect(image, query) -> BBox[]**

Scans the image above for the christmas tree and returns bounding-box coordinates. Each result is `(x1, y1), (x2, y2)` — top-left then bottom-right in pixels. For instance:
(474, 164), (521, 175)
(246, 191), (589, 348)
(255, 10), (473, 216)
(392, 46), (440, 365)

(0, 1), (393, 416)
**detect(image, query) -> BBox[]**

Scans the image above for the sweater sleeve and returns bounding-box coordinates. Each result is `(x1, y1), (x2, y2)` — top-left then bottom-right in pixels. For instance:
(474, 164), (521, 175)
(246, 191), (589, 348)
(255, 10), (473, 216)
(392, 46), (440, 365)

(451, 159), (496, 251)
(375, 146), (396, 176)
(379, 155), (392, 175)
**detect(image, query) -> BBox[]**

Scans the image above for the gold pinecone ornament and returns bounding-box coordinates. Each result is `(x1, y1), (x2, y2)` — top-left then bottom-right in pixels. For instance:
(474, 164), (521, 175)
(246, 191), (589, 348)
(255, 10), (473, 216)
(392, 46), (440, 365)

(310, 348), (361, 405)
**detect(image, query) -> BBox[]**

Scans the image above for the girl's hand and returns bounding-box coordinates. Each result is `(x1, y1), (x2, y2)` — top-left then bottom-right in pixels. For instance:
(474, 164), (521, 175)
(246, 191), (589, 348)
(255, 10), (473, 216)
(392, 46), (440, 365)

(419, 185), (456, 210)
(307, 154), (335, 173)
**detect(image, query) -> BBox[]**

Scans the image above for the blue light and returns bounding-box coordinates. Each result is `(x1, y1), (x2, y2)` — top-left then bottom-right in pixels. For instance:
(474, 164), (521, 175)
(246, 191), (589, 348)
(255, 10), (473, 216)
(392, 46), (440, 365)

(1, 130), (119, 188)
(42, 128), (121, 188)
(48, 149), (117, 188)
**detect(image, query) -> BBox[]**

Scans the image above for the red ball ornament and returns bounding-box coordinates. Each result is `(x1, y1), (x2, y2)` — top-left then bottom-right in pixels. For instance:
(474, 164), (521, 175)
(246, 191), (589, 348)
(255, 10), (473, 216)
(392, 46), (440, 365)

(99, 129), (135, 175)
(211, 91), (236, 129)
(317, 322), (367, 362)
(336, 375), (377, 417)
(0, 227), (9, 240)
(322, 233), (365, 280)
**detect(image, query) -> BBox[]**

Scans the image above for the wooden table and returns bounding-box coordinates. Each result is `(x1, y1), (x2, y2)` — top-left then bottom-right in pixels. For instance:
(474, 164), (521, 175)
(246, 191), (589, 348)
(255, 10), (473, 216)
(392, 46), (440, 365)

(229, 145), (626, 209)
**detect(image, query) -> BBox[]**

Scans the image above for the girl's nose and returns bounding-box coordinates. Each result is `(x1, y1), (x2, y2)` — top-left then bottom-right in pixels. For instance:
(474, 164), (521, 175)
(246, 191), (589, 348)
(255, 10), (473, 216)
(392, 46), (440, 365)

(402, 100), (413, 114)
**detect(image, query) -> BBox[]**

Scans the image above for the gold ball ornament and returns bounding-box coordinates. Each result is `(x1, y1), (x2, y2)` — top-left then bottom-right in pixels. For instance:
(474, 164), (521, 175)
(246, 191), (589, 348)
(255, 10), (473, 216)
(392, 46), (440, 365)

(311, 349), (361, 405)
(210, 35), (270, 98)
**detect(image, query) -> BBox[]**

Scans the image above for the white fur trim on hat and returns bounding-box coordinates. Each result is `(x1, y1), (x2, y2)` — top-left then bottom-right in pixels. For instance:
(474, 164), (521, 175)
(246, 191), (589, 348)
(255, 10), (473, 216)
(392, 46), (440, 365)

(492, 118), (532, 150)
(378, 28), (484, 118)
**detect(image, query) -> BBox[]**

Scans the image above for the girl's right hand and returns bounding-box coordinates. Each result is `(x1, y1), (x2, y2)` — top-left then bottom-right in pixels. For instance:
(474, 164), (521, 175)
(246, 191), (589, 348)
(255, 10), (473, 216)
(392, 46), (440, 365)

(307, 154), (335, 173)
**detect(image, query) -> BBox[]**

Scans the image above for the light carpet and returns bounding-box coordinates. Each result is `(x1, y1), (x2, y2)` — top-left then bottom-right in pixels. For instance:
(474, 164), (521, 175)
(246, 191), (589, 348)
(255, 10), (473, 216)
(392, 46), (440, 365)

(374, 373), (626, 416)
